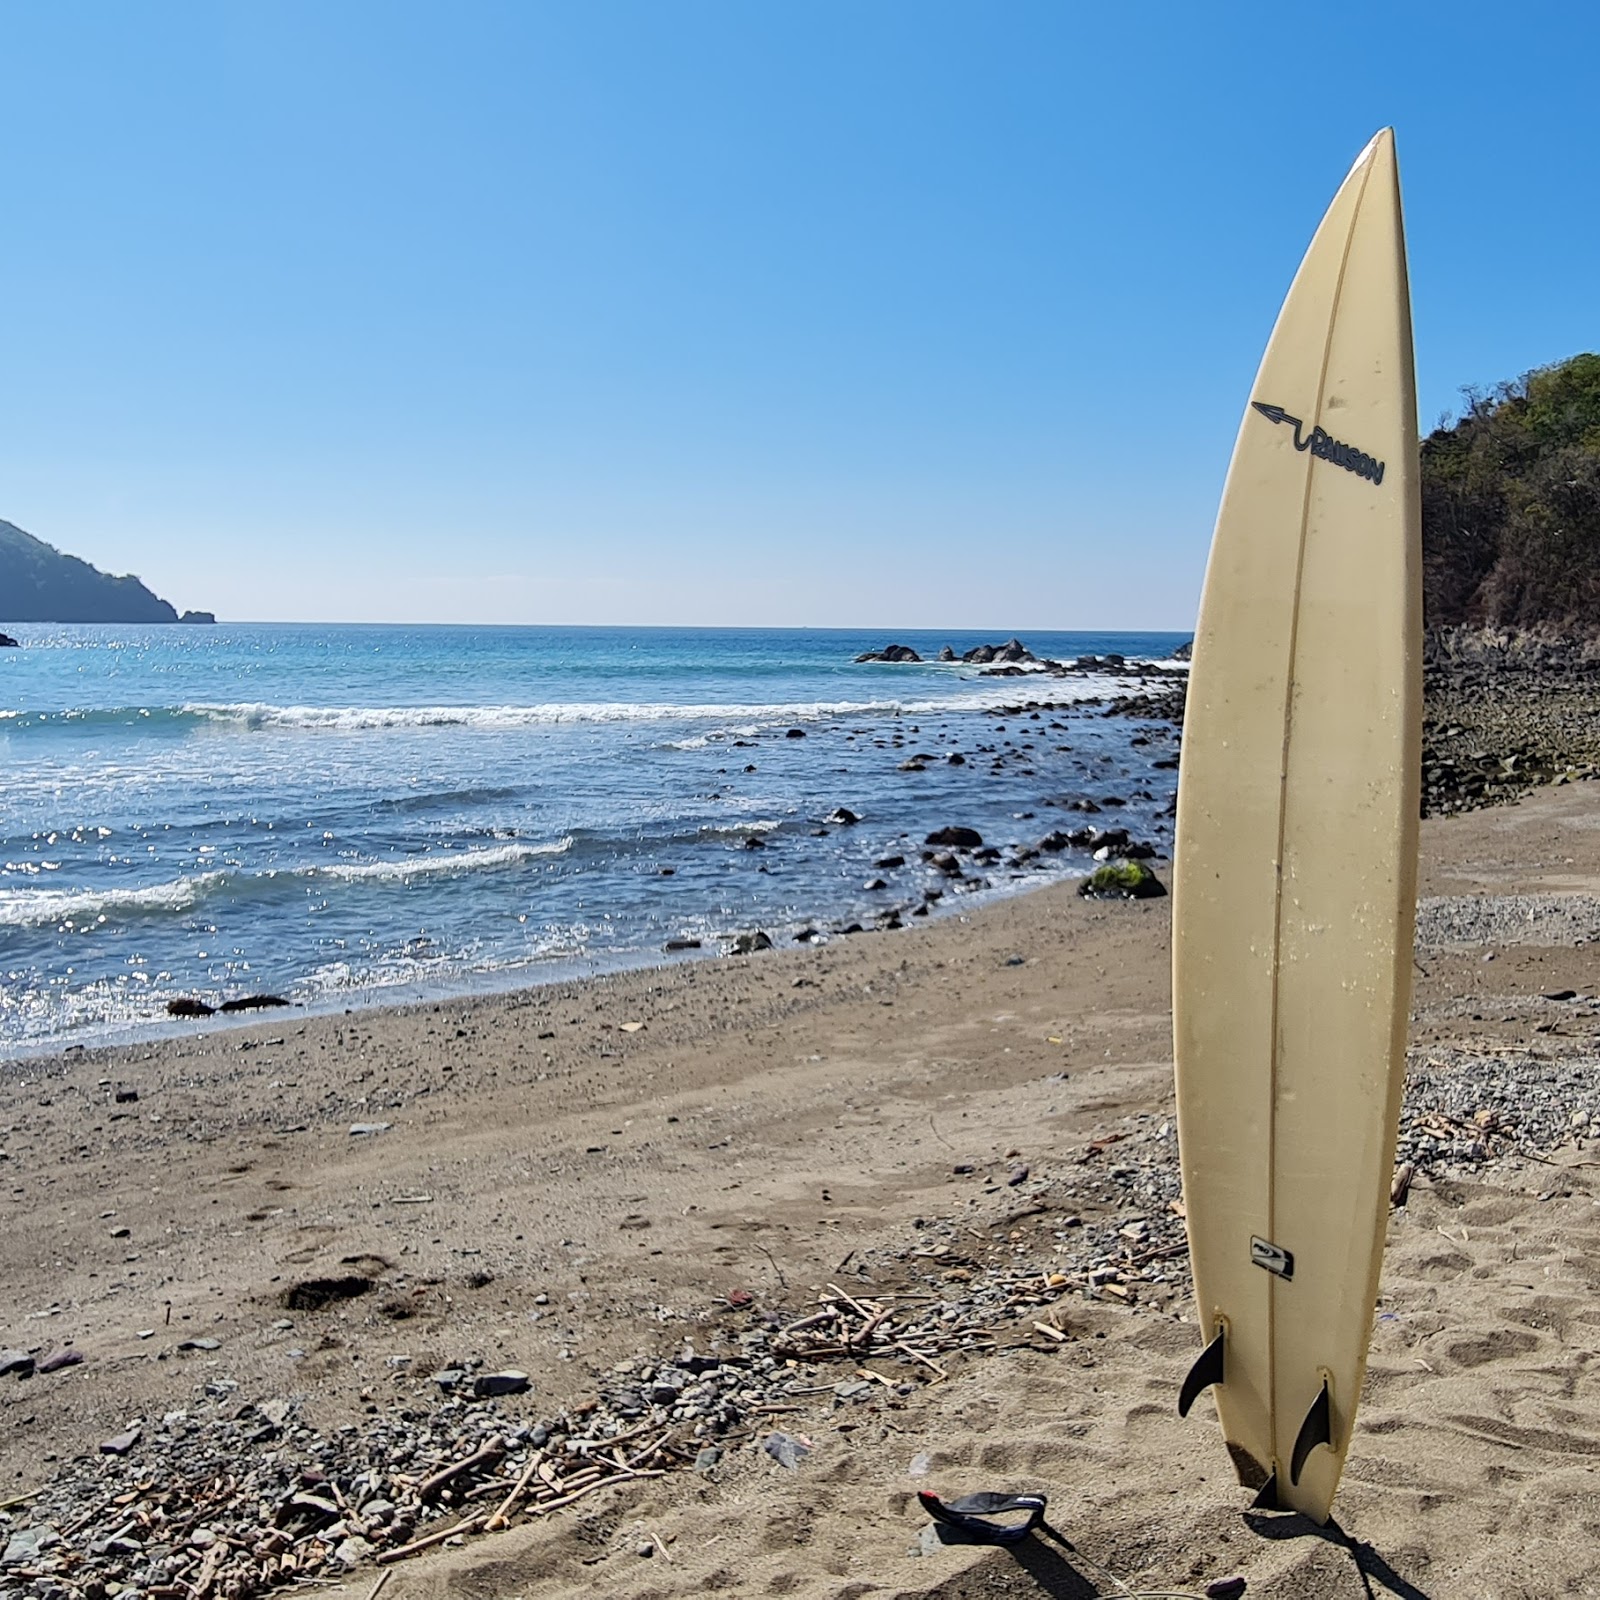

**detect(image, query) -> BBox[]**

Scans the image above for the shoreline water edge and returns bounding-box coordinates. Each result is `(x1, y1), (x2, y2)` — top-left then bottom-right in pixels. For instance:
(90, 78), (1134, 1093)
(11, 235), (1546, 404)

(0, 625), (1187, 1058)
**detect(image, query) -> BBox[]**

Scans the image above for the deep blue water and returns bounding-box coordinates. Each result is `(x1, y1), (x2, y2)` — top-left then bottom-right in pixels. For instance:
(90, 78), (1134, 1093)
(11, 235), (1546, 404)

(0, 624), (1186, 1053)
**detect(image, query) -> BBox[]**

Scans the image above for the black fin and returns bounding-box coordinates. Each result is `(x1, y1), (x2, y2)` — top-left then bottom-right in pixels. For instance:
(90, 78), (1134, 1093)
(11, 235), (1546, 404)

(1178, 1328), (1226, 1417)
(1250, 1471), (1281, 1510)
(1290, 1380), (1333, 1485)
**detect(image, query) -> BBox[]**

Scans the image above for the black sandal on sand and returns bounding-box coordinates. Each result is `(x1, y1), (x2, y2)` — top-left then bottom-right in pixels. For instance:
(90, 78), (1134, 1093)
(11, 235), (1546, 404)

(917, 1490), (1062, 1547)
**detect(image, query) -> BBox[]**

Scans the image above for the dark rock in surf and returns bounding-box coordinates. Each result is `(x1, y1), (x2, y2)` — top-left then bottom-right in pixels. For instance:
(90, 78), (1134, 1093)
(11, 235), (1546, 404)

(938, 645), (956, 661)
(0, 633), (18, 648)
(785, 727), (807, 738)
(729, 931), (773, 955)
(167, 997), (215, 1017)
(826, 807), (861, 826)
(925, 826), (982, 848)
(865, 644), (921, 662)
(218, 994), (290, 1012)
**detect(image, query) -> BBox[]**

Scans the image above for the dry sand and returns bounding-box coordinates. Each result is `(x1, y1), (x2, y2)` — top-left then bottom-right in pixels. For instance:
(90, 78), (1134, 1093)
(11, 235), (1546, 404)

(6, 785), (1600, 1598)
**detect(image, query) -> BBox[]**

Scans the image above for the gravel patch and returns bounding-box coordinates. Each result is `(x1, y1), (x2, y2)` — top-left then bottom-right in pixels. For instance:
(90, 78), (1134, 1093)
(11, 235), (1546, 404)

(1415, 893), (1600, 947)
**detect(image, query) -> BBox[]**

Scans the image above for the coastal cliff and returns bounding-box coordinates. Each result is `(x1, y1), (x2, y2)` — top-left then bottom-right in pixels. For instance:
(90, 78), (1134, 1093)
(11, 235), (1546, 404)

(0, 518), (213, 624)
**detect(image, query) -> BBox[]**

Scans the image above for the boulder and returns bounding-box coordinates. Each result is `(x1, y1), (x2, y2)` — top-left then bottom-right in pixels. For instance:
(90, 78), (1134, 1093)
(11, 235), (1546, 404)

(729, 931), (773, 955)
(938, 646), (956, 661)
(1077, 861), (1167, 900)
(0, 633), (18, 648)
(853, 644), (922, 663)
(826, 807), (861, 826)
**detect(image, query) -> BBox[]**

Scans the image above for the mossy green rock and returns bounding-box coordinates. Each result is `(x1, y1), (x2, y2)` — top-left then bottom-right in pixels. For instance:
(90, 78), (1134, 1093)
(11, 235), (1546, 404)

(1078, 860), (1167, 900)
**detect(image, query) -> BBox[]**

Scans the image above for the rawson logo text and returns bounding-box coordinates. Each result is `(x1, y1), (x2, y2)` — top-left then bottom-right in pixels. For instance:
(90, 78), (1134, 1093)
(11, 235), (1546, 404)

(1251, 402), (1385, 485)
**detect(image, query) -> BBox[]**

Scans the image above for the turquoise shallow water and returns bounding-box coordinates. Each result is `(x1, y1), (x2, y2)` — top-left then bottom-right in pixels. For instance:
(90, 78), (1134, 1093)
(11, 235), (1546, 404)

(0, 624), (1185, 1052)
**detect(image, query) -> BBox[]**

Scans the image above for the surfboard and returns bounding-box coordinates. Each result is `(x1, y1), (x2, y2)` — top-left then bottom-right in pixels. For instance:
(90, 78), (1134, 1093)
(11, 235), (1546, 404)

(1170, 128), (1421, 1525)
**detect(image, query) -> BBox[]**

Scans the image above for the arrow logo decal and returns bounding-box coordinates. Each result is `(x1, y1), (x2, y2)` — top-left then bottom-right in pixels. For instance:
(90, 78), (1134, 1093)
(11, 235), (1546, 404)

(1252, 401), (1386, 486)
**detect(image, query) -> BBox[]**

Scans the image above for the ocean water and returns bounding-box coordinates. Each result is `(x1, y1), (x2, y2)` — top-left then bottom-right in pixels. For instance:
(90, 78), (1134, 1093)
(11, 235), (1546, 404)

(0, 624), (1187, 1054)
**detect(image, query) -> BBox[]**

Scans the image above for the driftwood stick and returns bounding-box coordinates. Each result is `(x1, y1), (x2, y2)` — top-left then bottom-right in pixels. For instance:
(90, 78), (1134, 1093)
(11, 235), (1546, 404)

(893, 1340), (949, 1380)
(485, 1453), (544, 1531)
(365, 1573), (393, 1600)
(530, 1468), (665, 1516)
(824, 1282), (878, 1319)
(418, 1435), (505, 1501)
(849, 1307), (894, 1347)
(625, 1431), (672, 1469)
(376, 1514), (488, 1564)
(780, 1309), (840, 1335)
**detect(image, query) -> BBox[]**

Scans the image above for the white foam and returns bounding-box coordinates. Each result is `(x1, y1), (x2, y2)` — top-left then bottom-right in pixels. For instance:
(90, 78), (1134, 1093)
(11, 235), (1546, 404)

(307, 838), (572, 882)
(181, 678), (1148, 735)
(0, 871), (226, 928)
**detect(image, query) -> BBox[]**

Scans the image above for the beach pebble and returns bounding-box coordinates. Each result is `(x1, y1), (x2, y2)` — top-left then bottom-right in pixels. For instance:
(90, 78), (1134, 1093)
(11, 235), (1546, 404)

(1205, 1580), (1247, 1599)
(0, 1349), (36, 1379)
(178, 1338), (221, 1352)
(348, 1121), (392, 1136)
(36, 1348), (83, 1373)
(473, 1370), (531, 1398)
(2, 1526), (60, 1566)
(762, 1431), (812, 1469)
(100, 1426), (141, 1456)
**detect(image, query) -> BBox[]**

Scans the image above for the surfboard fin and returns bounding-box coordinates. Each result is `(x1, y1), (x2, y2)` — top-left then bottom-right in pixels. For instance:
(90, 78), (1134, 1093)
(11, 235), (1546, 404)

(1250, 1472), (1281, 1511)
(1177, 1328), (1226, 1417)
(1289, 1379), (1333, 1485)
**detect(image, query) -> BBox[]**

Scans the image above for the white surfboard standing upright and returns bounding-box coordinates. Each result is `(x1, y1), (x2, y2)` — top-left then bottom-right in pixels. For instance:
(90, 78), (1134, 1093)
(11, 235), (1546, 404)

(1171, 129), (1421, 1524)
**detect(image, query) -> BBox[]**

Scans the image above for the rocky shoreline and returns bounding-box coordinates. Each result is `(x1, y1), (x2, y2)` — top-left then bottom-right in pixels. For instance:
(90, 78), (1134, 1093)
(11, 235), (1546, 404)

(1100, 626), (1600, 818)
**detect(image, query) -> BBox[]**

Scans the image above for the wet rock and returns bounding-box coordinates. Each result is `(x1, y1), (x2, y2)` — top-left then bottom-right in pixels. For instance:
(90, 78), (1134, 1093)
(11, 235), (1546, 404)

(218, 994), (290, 1012)
(664, 938), (702, 951)
(854, 644), (923, 663)
(874, 855), (905, 869)
(1078, 860), (1166, 899)
(166, 997), (214, 1017)
(925, 826), (982, 848)
(826, 807), (861, 826)
(728, 931), (773, 955)
(785, 727), (807, 738)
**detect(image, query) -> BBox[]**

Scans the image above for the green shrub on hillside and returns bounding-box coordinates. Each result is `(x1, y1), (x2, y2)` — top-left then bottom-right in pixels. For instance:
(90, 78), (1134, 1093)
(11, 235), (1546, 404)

(1422, 353), (1600, 631)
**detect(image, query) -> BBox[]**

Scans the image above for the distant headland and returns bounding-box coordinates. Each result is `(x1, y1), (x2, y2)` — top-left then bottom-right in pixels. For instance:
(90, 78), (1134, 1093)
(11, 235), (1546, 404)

(0, 518), (214, 626)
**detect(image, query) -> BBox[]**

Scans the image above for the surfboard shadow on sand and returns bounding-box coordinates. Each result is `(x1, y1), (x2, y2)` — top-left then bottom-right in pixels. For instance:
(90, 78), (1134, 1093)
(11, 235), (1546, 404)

(911, 1515), (1433, 1600)
(1244, 1510), (1434, 1600)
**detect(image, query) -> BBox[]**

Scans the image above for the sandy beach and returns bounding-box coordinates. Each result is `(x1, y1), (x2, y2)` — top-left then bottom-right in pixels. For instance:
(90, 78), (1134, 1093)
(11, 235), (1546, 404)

(5, 783), (1600, 1599)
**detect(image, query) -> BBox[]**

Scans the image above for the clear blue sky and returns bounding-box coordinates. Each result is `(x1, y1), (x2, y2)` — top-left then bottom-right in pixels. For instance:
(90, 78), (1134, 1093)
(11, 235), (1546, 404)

(2, 2), (1594, 628)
